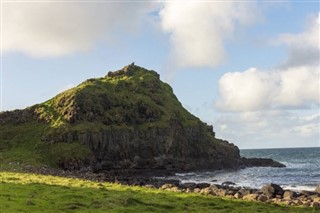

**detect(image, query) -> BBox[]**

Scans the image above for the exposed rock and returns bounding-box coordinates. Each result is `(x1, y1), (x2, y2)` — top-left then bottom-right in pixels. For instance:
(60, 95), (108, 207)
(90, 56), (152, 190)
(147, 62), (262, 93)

(283, 190), (297, 200)
(193, 188), (201, 193)
(243, 194), (258, 201)
(315, 185), (320, 193)
(144, 184), (155, 189)
(260, 183), (284, 199)
(293, 199), (303, 205)
(234, 192), (243, 199)
(196, 183), (210, 189)
(222, 181), (236, 186)
(181, 182), (197, 190)
(161, 183), (175, 190)
(226, 189), (237, 196)
(212, 188), (227, 197)
(169, 186), (181, 193)
(238, 188), (254, 196)
(242, 157), (286, 168)
(257, 194), (268, 202)
(313, 197), (320, 202)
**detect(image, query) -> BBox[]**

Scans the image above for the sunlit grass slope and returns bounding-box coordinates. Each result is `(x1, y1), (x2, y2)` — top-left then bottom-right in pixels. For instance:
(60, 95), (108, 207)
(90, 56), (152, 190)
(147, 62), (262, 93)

(1, 172), (317, 213)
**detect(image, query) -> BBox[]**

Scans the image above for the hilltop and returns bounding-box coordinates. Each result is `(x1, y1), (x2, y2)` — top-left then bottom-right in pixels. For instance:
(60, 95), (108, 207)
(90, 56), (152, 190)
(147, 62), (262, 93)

(0, 64), (282, 173)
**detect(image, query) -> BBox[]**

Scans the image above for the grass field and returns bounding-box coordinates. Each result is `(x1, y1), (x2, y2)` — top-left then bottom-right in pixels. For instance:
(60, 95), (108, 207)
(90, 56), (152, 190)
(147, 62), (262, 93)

(1, 172), (318, 213)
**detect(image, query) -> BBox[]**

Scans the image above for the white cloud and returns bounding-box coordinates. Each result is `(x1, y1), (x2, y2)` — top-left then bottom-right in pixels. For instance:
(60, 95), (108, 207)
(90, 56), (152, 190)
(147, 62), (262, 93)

(2, 2), (157, 57)
(160, 2), (258, 68)
(216, 66), (320, 111)
(216, 13), (320, 112)
(276, 13), (320, 67)
(213, 13), (320, 148)
(214, 111), (319, 148)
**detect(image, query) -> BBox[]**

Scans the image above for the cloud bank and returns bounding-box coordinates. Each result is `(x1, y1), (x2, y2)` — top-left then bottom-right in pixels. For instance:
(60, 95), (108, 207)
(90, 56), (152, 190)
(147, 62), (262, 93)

(277, 13), (320, 67)
(214, 13), (319, 148)
(215, 110), (319, 148)
(216, 66), (319, 111)
(216, 13), (320, 112)
(2, 2), (156, 57)
(160, 2), (258, 68)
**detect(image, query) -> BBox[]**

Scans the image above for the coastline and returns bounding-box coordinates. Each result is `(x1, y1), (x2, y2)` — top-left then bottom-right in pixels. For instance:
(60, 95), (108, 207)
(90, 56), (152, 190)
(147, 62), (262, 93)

(4, 165), (320, 208)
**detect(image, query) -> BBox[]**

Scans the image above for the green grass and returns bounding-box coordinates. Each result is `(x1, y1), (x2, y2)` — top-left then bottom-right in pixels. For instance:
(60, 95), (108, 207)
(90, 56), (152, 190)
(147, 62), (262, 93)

(0, 121), (92, 170)
(1, 172), (318, 213)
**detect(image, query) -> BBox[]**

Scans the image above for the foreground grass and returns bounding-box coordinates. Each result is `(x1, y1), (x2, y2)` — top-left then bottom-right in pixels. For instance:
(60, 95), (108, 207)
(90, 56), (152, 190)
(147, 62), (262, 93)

(1, 172), (318, 213)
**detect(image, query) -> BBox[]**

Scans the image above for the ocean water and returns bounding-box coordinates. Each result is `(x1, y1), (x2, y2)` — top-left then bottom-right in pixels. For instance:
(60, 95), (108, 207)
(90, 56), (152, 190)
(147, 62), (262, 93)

(170, 147), (320, 191)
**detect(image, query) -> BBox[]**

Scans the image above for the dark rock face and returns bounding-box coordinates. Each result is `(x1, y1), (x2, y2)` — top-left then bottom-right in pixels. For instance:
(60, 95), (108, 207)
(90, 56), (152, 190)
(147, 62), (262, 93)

(260, 183), (284, 199)
(242, 157), (285, 168)
(181, 182), (197, 190)
(196, 183), (210, 189)
(45, 122), (243, 172)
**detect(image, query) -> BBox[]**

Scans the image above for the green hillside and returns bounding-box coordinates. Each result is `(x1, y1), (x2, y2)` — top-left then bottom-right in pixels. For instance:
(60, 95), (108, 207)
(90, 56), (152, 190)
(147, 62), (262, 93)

(0, 64), (241, 172)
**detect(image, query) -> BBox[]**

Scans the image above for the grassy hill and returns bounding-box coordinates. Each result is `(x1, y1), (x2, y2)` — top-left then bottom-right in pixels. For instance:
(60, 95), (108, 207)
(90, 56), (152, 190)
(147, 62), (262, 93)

(0, 64), (241, 172)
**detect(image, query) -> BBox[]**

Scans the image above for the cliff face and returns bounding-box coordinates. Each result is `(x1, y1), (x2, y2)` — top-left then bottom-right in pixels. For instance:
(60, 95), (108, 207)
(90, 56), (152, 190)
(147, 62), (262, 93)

(46, 123), (242, 171)
(0, 64), (243, 172)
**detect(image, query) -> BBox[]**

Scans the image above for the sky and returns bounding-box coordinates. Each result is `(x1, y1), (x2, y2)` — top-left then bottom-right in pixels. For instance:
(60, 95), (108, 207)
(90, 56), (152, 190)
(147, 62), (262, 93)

(1, 1), (319, 149)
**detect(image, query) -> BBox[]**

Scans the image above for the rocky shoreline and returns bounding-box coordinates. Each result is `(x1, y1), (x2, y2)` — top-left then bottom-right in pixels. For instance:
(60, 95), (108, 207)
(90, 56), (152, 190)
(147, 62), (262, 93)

(8, 164), (319, 209)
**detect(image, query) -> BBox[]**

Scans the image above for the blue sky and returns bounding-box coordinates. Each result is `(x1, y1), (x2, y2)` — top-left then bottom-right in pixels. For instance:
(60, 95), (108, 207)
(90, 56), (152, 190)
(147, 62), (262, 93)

(2, 1), (319, 149)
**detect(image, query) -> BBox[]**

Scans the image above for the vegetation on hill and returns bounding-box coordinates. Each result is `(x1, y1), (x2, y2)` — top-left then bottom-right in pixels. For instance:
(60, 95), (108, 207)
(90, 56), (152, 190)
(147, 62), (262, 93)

(1, 64), (240, 171)
(35, 64), (199, 129)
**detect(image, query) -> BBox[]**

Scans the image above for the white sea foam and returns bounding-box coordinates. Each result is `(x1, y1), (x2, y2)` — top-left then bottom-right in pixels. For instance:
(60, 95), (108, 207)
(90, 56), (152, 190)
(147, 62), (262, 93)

(169, 148), (320, 192)
(282, 185), (317, 192)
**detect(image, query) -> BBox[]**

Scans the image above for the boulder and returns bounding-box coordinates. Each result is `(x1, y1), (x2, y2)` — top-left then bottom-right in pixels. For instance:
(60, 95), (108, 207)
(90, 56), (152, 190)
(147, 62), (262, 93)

(257, 194), (268, 202)
(238, 188), (254, 196)
(193, 188), (201, 193)
(161, 183), (175, 190)
(313, 197), (320, 202)
(200, 187), (215, 196)
(234, 192), (243, 199)
(209, 185), (226, 197)
(315, 185), (320, 193)
(226, 189), (237, 196)
(242, 157), (286, 168)
(196, 183), (211, 189)
(260, 183), (284, 199)
(181, 182), (197, 190)
(243, 194), (258, 201)
(283, 190), (297, 200)
(293, 199), (303, 205)
(144, 184), (155, 189)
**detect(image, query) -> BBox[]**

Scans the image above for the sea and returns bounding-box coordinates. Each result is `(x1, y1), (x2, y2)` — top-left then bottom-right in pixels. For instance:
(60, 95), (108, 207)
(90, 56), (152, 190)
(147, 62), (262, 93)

(169, 147), (320, 191)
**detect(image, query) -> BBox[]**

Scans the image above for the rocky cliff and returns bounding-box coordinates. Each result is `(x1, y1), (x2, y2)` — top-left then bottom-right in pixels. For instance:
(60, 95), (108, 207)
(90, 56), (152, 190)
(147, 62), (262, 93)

(0, 64), (279, 172)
